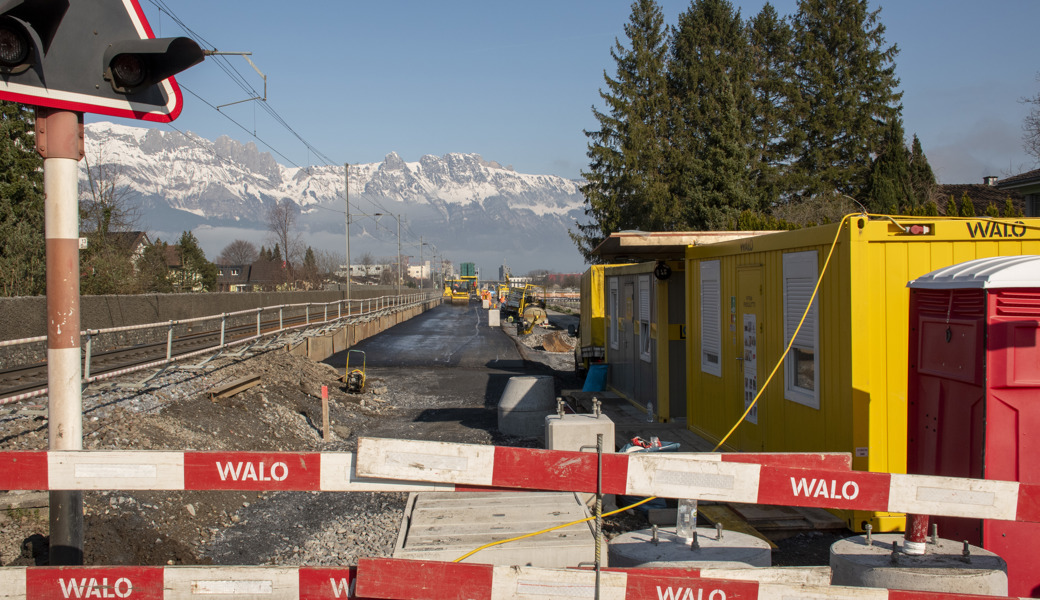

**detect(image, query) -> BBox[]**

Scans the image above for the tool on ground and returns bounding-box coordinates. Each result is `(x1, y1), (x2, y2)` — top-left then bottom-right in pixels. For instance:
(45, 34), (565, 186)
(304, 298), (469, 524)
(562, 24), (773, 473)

(344, 349), (367, 393)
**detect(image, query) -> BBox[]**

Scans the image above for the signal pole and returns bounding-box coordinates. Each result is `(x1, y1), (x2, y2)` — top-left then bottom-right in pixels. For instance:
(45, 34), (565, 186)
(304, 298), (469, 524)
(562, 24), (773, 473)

(349, 162), (353, 303)
(38, 107), (85, 565)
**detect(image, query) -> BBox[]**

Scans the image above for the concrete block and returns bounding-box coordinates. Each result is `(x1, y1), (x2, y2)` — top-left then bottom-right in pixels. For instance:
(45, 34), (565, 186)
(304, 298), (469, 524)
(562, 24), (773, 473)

(545, 413), (615, 453)
(609, 527), (771, 568)
(830, 534), (1007, 596)
(489, 309), (500, 327)
(498, 376), (555, 438)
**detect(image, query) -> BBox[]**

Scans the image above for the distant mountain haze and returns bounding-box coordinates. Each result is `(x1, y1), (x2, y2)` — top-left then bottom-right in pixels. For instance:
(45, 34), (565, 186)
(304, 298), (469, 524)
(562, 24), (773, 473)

(81, 122), (588, 275)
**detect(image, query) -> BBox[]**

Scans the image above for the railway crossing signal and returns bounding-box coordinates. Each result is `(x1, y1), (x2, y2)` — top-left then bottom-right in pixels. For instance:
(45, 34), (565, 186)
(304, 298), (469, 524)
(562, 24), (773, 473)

(0, 0), (204, 121)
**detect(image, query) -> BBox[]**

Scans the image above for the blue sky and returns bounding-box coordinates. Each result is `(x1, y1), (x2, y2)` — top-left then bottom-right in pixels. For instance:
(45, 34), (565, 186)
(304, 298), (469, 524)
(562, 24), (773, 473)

(99, 0), (1040, 184)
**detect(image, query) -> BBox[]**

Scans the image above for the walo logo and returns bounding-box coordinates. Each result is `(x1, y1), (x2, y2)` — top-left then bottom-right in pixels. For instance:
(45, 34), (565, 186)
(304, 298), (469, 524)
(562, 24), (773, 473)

(657, 587), (727, 600)
(965, 220), (1028, 239)
(215, 461), (289, 482)
(790, 477), (859, 500)
(58, 577), (133, 599)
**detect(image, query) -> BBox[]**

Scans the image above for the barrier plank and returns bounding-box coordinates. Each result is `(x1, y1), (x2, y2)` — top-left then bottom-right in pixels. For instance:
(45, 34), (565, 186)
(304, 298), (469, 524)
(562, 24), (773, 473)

(0, 563), (1023, 600)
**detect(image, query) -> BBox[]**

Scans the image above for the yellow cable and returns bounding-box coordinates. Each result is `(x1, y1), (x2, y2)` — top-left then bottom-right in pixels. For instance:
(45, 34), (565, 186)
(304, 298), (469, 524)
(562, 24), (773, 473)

(455, 212), (1037, 562)
(453, 496), (658, 562)
(710, 213), (852, 451)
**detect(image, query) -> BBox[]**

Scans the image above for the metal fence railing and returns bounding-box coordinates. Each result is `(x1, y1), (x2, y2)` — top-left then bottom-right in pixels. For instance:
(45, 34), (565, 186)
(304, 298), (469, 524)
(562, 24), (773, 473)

(0, 292), (442, 405)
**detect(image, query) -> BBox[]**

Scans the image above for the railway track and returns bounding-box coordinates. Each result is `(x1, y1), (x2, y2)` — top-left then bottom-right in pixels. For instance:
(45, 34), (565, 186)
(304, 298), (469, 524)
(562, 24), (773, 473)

(0, 312), (323, 401)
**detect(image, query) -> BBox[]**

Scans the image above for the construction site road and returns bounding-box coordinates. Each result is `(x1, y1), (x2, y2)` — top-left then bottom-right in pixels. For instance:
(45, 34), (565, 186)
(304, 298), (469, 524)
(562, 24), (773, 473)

(0, 301), (588, 568)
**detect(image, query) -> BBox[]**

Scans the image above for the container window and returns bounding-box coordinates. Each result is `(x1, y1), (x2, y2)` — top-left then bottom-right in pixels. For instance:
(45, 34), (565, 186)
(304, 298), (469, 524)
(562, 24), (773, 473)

(639, 275), (651, 362)
(700, 260), (722, 376)
(609, 278), (619, 351)
(783, 251), (819, 408)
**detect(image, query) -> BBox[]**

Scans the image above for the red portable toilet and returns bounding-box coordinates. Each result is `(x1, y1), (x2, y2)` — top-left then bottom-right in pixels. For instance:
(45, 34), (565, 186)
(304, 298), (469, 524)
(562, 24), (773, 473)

(907, 255), (1040, 597)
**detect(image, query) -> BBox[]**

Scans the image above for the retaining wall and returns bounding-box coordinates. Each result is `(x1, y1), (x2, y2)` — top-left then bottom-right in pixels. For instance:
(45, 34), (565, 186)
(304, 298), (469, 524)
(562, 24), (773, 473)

(288, 301), (435, 362)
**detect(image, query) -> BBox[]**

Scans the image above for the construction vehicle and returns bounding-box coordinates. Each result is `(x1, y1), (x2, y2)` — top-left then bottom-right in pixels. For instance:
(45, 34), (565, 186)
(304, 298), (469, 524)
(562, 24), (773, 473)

(502, 283), (547, 332)
(459, 262), (478, 300)
(344, 350), (366, 393)
(444, 278), (472, 305)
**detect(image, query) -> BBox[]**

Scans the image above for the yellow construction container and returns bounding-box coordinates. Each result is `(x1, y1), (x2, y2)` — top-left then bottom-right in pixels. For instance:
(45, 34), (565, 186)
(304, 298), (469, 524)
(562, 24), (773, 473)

(684, 216), (1040, 532)
(575, 265), (607, 374)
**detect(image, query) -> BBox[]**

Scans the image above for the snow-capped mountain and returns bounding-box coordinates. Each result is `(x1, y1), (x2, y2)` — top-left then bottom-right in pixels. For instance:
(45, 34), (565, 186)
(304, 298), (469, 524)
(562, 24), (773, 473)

(80, 122), (588, 273)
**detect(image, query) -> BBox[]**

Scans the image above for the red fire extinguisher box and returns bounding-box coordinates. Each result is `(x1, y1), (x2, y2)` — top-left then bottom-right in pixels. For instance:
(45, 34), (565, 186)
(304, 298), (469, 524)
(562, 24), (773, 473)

(907, 255), (1040, 597)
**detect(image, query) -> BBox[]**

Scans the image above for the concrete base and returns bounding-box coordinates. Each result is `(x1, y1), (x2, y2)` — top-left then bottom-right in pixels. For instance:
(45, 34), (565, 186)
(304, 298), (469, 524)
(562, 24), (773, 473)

(545, 413), (615, 453)
(830, 534), (1008, 596)
(546, 413), (617, 511)
(498, 375), (555, 438)
(489, 309), (500, 326)
(394, 491), (604, 567)
(609, 527), (771, 568)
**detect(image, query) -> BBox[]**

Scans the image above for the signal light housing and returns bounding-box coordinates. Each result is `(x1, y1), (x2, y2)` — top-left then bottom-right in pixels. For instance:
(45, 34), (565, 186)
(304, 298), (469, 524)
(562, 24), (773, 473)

(103, 37), (204, 95)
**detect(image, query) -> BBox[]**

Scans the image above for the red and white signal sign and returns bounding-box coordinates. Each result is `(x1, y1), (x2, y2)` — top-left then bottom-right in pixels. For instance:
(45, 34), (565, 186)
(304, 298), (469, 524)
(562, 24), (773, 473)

(0, 0), (203, 121)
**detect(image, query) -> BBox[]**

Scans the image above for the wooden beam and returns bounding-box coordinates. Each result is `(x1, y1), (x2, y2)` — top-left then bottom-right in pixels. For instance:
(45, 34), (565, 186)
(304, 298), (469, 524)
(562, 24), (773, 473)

(209, 375), (261, 400)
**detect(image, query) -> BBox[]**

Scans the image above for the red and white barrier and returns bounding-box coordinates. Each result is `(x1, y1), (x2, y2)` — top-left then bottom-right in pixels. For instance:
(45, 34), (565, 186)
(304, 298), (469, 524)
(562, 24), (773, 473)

(353, 438), (1040, 524)
(4, 440), (1037, 524)
(0, 561), (1014, 600)
(0, 451), (462, 493)
(0, 447), (844, 492)
(353, 558), (1017, 600)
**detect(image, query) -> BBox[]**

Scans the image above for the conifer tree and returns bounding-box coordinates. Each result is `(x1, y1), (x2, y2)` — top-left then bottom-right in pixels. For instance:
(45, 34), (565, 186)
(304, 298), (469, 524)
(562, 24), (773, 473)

(985, 202), (1000, 218)
(668, 0), (755, 229)
(177, 231), (217, 292)
(573, 0), (671, 261)
(907, 134), (936, 207)
(944, 195), (958, 217)
(865, 118), (911, 214)
(1003, 197), (1023, 218)
(959, 192), (975, 217)
(0, 101), (45, 297)
(790, 0), (901, 199)
(747, 3), (798, 206)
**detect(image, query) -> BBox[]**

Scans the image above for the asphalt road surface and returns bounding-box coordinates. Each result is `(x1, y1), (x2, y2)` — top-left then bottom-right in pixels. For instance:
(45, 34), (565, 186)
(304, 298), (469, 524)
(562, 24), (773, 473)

(323, 302), (553, 445)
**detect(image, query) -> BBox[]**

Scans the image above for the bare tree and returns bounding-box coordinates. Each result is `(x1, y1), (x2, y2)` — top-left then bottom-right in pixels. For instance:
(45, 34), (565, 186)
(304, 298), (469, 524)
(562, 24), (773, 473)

(80, 142), (144, 294)
(1023, 74), (1040, 162)
(82, 143), (140, 237)
(314, 249), (344, 280)
(218, 239), (259, 265)
(265, 199), (304, 284)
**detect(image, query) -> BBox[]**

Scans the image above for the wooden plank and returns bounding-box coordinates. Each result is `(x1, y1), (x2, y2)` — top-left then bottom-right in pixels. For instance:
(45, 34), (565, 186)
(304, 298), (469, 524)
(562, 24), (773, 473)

(698, 503), (778, 549)
(209, 374), (261, 399)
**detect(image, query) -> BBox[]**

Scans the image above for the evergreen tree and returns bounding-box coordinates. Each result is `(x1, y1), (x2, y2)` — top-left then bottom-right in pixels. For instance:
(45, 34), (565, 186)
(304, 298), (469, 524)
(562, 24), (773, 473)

(922, 200), (940, 216)
(668, 0), (755, 229)
(258, 245), (270, 261)
(747, 3), (798, 206)
(944, 195), (958, 217)
(136, 239), (172, 293)
(1004, 197), (1023, 218)
(959, 192), (975, 217)
(572, 0), (671, 261)
(985, 202), (1000, 218)
(176, 231), (217, 292)
(864, 117), (911, 214)
(0, 101), (45, 297)
(790, 0), (901, 199)
(907, 134), (936, 207)
(271, 243), (282, 264)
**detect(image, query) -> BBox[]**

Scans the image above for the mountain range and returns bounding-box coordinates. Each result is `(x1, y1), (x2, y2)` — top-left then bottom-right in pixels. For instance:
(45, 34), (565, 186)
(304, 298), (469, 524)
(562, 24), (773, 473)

(80, 122), (589, 275)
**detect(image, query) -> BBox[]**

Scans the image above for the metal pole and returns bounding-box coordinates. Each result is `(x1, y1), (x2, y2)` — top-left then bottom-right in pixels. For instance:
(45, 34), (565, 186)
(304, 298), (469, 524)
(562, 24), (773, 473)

(396, 214), (402, 300)
(344, 162), (350, 303)
(38, 107), (84, 566)
(419, 236), (424, 291)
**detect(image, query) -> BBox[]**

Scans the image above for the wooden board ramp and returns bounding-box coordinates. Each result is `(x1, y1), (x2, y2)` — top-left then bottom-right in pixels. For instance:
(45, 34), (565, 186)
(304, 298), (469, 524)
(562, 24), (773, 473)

(208, 374), (261, 399)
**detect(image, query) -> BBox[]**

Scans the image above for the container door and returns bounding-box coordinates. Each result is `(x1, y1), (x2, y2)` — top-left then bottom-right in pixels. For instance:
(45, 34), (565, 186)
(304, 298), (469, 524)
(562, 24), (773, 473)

(619, 281), (635, 397)
(737, 266), (764, 451)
